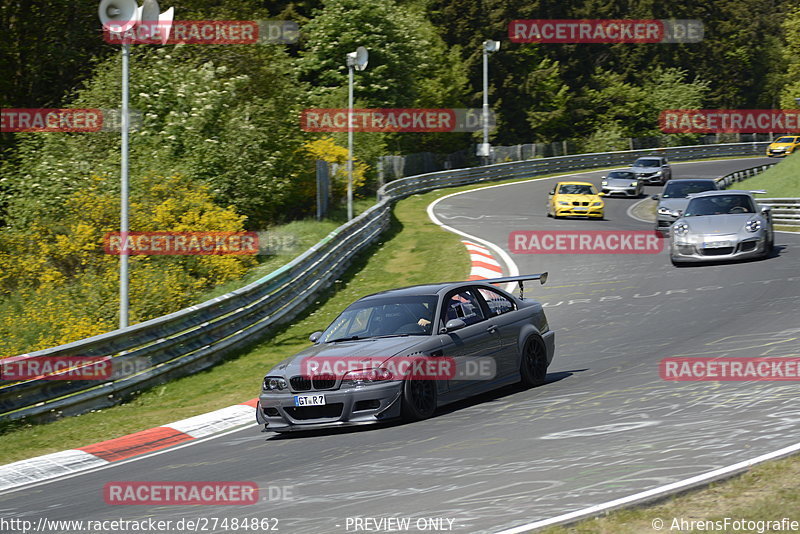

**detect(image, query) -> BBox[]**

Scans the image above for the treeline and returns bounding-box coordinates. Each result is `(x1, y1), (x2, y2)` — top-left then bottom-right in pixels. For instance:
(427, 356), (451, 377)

(0, 0), (798, 352)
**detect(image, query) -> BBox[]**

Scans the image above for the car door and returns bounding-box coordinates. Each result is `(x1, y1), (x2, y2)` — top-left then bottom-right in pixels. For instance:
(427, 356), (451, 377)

(436, 288), (499, 400)
(475, 286), (520, 380)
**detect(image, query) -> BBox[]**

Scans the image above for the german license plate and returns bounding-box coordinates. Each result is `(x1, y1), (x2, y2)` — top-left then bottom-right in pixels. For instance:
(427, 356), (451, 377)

(574, 207), (588, 211)
(295, 395), (325, 406)
(702, 241), (733, 249)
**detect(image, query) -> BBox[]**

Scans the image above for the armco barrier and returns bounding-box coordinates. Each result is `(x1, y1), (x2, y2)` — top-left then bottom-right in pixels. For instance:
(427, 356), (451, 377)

(759, 199), (800, 226)
(714, 163), (800, 226)
(0, 142), (769, 423)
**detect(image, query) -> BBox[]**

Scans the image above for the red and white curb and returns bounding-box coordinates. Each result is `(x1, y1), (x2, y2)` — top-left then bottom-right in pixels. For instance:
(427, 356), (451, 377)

(0, 398), (258, 492)
(463, 241), (504, 280)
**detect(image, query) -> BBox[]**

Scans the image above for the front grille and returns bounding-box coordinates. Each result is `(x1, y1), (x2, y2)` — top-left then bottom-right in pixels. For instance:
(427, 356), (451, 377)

(739, 241), (757, 252)
(572, 201), (589, 206)
(290, 376), (311, 391)
(701, 247), (734, 256)
(284, 403), (344, 420)
(312, 375), (337, 390)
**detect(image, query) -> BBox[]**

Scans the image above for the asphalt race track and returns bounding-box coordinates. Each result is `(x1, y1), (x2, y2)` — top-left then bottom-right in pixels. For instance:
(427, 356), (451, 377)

(2, 157), (799, 534)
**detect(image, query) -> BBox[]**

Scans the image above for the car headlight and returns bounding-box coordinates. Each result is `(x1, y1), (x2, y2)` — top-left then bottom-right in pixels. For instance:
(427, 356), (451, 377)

(601, 180), (608, 186)
(558, 201), (570, 206)
(630, 181), (638, 187)
(653, 171), (662, 176)
(263, 376), (288, 391)
(591, 201), (603, 207)
(657, 207), (677, 216)
(672, 222), (690, 236)
(745, 219), (762, 233)
(341, 367), (393, 387)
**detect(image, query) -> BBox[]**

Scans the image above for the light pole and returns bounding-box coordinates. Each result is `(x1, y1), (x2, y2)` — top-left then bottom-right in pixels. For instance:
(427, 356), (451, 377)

(99, 0), (173, 328)
(479, 40), (500, 165)
(345, 46), (368, 221)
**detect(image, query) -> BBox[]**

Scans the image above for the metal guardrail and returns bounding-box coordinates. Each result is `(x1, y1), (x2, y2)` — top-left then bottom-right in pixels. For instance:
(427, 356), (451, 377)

(758, 199), (800, 226)
(714, 163), (800, 226)
(0, 142), (771, 423)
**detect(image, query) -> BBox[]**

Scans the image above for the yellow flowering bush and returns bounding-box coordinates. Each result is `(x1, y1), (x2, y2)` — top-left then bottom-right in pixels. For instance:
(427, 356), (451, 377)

(303, 137), (369, 201)
(0, 173), (255, 357)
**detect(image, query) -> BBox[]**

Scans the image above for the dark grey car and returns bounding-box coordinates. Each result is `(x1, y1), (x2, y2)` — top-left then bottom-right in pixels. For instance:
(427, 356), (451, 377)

(631, 156), (672, 185)
(652, 178), (720, 233)
(256, 275), (555, 432)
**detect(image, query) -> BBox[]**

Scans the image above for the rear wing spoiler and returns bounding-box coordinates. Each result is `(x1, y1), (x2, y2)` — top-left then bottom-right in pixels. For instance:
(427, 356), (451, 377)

(482, 273), (548, 298)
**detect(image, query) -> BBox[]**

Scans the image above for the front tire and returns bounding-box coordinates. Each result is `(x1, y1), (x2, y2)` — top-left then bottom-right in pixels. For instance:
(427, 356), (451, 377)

(519, 337), (548, 387)
(401, 379), (437, 422)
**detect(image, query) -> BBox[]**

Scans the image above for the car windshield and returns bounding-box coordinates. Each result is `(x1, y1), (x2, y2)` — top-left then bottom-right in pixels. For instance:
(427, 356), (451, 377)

(319, 295), (438, 342)
(662, 181), (717, 198)
(684, 195), (755, 216)
(607, 171), (635, 179)
(634, 158), (660, 167)
(558, 184), (596, 195)
(774, 137), (797, 143)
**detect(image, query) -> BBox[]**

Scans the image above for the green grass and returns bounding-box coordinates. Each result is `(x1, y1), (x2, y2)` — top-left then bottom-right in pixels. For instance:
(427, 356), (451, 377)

(739, 152), (800, 197)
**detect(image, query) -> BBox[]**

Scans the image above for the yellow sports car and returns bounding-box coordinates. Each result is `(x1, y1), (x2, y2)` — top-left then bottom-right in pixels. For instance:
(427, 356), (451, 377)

(766, 136), (800, 157)
(546, 181), (605, 219)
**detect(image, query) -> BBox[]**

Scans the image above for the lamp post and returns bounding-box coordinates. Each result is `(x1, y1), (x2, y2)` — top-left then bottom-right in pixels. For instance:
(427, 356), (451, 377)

(478, 40), (500, 165)
(345, 46), (368, 221)
(99, 0), (173, 328)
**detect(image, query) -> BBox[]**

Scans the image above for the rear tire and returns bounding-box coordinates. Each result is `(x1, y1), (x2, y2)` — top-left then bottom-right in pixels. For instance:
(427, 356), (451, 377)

(401, 379), (437, 422)
(519, 337), (548, 387)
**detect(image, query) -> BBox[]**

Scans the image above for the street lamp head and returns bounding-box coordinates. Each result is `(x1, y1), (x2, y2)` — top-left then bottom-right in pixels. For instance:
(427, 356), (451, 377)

(483, 40), (500, 53)
(347, 46), (369, 71)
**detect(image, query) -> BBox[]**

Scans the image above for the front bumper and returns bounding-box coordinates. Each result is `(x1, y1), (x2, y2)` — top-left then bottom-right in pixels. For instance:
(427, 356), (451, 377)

(635, 173), (662, 184)
(257, 380), (403, 432)
(554, 205), (604, 218)
(766, 148), (789, 157)
(656, 215), (678, 232)
(602, 185), (638, 196)
(670, 236), (767, 262)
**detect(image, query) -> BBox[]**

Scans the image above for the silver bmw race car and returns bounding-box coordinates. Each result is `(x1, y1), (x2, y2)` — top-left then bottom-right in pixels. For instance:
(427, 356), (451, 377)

(669, 190), (774, 264)
(256, 275), (555, 433)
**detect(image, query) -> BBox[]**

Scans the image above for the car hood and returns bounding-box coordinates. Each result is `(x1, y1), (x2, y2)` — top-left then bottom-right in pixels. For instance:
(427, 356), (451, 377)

(658, 198), (691, 212)
(677, 214), (754, 234)
(267, 336), (430, 376)
(768, 143), (794, 149)
(555, 194), (602, 203)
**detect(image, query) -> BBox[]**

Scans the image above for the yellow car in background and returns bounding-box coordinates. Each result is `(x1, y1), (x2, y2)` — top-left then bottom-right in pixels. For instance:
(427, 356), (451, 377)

(546, 181), (605, 219)
(766, 136), (800, 157)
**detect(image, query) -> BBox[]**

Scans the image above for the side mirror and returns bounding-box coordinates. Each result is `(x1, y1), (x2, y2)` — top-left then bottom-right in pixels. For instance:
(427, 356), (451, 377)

(651, 194), (659, 200)
(760, 205), (771, 214)
(598, 192), (606, 196)
(309, 331), (322, 343)
(549, 189), (555, 195)
(440, 319), (466, 334)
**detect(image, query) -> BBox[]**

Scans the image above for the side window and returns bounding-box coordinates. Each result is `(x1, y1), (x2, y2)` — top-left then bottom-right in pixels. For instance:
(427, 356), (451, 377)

(441, 289), (485, 327)
(477, 287), (516, 317)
